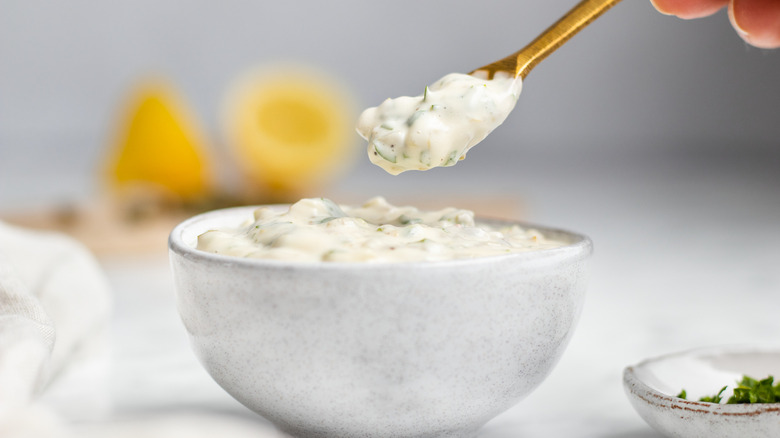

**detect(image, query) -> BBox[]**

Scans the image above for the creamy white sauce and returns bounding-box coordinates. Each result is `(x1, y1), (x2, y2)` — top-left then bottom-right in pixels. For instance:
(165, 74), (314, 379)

(356, 72), (521, 175)
(196, 197), (564, 263)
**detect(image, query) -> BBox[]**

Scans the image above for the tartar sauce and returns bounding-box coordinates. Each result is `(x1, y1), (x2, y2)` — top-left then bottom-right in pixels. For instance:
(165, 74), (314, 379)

(356, 72), (521, 175)
(197, 197), (563, 263)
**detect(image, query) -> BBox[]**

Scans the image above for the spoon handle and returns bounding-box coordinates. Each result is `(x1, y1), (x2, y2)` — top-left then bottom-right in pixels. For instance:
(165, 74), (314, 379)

(517, 0), (622, 78)
(476, 0), (622, 79)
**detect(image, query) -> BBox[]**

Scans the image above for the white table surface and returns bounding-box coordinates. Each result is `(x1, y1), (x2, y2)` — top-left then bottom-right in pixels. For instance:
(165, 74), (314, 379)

(9, 149), (780, 437)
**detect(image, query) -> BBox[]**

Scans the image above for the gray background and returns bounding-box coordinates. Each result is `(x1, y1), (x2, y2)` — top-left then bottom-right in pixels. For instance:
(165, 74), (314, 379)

(2, 0), (778, 211)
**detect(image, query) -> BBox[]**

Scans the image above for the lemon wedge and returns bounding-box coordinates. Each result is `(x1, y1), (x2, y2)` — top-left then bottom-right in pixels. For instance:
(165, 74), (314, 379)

(107, 81), (212, 202)
(223, 66), (355, 195)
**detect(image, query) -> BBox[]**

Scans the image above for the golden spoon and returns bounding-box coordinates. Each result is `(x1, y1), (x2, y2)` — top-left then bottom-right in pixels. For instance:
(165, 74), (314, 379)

(472, 0), (623, 80)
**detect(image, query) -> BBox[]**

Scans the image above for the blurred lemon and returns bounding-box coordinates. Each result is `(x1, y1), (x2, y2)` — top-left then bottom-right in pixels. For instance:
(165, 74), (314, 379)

(223, 65), (355, 196)
(107, 80), (212, 203)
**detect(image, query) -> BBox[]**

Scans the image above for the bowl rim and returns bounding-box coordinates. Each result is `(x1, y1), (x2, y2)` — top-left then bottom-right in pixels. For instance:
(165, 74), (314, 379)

(623, 345), (780, 415)
(168, 204), (593, 269)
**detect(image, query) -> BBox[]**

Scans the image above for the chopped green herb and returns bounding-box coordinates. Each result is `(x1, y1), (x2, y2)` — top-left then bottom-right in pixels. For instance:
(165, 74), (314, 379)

(443, 150), (459, 166)
(380, 123), (393, 130)
(699, 386), (727, 403)
(423, 86), (429, 102)
(419, 150), (431, 167)
(406, 110), (425, 126)
(677, 375), (780, 404)
(321, 198), (346, 218)
(730, 376), (780, 404)
(398, 214), (421, 225)
(373, 144), (396, 163)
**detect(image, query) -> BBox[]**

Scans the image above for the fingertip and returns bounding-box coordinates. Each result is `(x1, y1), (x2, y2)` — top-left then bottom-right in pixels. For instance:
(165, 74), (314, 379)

(729, 0), (780, 49)
(651, 0), (728, 19)
(650, 0), (674, 16)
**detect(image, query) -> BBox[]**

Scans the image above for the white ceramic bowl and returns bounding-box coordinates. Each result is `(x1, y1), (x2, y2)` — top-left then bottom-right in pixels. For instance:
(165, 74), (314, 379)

(624, 345), (780, 438)
(169, 206), (592, 438)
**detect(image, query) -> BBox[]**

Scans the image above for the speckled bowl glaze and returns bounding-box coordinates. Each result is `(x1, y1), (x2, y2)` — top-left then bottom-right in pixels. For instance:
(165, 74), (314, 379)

(169, 206), (592, 438)
(624, 345), (780, 438)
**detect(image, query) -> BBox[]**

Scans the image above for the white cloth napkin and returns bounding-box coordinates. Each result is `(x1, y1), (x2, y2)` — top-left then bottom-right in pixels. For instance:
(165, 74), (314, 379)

(0, 222), (283, 438)
(0, 220), (111, 417)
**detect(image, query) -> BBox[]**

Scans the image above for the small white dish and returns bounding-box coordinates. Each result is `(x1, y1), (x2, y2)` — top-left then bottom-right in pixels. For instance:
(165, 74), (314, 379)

(623, 345), (780, 438)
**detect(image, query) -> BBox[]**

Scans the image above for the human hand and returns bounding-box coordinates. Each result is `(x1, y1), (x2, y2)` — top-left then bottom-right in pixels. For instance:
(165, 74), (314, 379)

(651, 0), (780, 48)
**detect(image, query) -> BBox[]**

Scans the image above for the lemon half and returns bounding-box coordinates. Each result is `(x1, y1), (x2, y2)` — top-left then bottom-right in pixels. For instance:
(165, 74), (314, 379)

(223, 66), (355, 194)
(107, 81), (212, 202)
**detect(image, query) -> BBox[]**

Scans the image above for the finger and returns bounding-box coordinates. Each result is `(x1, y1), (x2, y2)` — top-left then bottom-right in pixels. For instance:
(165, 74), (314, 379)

(729, 0), (780, 48)
(651, 0), (729, 19)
